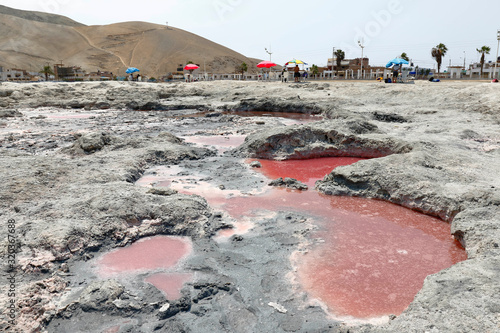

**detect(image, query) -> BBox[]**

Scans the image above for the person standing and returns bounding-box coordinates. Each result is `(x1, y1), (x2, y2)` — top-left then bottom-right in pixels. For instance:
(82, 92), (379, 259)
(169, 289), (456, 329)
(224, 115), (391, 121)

(294, 65), (300, 83)
(393, 64), (401, 83)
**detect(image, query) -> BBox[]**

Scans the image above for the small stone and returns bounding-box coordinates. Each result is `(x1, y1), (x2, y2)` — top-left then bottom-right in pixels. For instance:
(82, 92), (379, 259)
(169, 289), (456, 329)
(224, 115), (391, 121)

(268, 302), (287, 314)
(250, 161), (262, 168)
(112, 299), (128, 309)
(148, 188), (178, 196)
(268, 177), (308, 191)
(60, 263), (69, 273)
(159, 303), (171, 313)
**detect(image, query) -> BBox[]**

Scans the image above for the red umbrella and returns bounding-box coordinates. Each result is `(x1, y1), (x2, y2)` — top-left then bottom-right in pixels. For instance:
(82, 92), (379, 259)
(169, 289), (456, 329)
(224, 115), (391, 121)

(184, 64), (200, 70)
(257, 61), (277, 68)
(257, 61), (277, 81)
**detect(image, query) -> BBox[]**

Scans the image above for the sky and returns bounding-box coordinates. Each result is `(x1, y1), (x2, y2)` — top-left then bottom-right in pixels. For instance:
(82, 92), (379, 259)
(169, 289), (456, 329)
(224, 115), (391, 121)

(3, 0), (500, 69)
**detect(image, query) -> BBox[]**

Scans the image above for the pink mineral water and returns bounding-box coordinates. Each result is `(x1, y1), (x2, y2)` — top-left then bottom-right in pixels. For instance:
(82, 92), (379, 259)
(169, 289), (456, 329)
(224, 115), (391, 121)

(249, 157), (467, 319)
(97, 236), (192, 277)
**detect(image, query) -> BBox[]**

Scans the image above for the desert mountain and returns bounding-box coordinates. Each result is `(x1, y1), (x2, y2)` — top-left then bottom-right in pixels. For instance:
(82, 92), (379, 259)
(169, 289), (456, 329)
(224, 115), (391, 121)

(0, 5), (260, 77)
(0, 5), (83, 27)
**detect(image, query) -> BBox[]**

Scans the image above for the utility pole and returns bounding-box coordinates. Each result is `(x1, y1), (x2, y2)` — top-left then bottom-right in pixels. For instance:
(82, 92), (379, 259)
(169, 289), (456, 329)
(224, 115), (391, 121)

(264, 47), (273, 81)
(358, 40), (365, 79)
(495, 30), (500, 79)
(265, 47), (272, 62)
(203, 56), (206, 80)
(332, 47), (335, 79)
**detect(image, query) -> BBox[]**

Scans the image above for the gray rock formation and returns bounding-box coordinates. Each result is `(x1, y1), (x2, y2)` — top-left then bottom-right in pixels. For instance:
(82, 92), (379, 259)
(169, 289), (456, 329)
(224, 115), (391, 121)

(269, 177), (308, 190)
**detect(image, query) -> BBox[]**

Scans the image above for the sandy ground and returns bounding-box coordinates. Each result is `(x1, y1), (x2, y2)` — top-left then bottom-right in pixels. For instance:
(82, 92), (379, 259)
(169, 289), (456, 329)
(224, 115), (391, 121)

(0, 80), (499, 332)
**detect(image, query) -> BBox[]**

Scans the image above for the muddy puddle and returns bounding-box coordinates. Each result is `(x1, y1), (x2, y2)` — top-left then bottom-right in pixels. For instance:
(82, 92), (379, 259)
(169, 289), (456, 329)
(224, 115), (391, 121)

(134, 155), (466, 324)
(94, 235), (193, 301)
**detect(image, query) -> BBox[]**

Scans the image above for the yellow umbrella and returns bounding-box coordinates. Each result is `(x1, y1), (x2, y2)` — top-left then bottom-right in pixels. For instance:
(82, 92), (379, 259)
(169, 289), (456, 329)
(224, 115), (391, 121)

(285, 59), (308, 66)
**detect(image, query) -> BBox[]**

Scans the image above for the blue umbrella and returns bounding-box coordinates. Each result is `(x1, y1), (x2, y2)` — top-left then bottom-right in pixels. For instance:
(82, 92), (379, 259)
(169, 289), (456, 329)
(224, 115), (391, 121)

(126, 67), (140, 74)
(386, 58), (409, 68)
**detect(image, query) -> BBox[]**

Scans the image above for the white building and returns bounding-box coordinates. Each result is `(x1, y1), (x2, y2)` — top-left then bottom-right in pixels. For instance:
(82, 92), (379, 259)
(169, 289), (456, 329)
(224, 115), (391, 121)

(0, 68), (34, 81)
(467, 61), (500, 78)
(447, 66), (466, 79)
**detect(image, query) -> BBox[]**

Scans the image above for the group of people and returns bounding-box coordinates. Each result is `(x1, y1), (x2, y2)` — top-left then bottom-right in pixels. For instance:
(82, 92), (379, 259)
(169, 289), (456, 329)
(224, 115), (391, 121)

(281, 65), (308, 83)
(293, 65), (308, 82)
(128, 74), (142, 82)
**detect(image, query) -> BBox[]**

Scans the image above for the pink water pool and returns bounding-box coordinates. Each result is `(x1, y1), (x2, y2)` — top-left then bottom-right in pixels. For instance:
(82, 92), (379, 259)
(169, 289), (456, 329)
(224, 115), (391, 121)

(252, 157), (366, 186)
(243, 158), (467, 320)
(97, 236), (192, 277)
(144, 273), (194, 300)
(296, 196), (466, 319)
(132, 156), (467, 320)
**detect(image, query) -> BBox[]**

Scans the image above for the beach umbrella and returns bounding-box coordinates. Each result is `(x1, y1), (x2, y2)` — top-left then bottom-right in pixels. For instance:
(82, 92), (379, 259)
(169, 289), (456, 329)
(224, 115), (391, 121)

(286, 59), (307, 65)
(257, 61), (277, 81)
(285, 59), (308, 66)
(386, 58), (409, 68)
(184, 64), (200, 71)
(184, 64), (200, 82)
(256, 61), (277, 68)
(126, 67), (140, 74)
(285, 59), (308, 73)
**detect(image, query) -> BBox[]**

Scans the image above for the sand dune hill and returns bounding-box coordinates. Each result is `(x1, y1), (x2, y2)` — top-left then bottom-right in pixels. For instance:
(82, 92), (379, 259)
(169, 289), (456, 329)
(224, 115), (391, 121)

(0, 5), (260, 77)
(0, 5), (83, 27)
(75, 22), (261, 76)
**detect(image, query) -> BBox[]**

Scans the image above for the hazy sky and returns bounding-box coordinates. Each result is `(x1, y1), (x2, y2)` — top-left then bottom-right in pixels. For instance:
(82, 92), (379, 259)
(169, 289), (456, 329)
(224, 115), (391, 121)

(3, 0), (500, 69)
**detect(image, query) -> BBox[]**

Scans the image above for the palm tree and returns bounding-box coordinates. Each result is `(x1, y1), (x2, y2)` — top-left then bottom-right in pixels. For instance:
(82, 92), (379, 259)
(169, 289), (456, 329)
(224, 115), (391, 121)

(334, 49), (345, 76)
(235, 62), (248, 78)
(476, 46), (491, 77)
(400, 52), (409, 61)
(41, 65), (54, 81)
(431, 43), (448, 74)
(311, 64), (319, 76)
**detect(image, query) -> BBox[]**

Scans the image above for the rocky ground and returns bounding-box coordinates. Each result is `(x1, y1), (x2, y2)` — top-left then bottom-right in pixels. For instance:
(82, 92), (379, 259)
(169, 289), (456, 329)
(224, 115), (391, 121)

(0, 80), (499, 332)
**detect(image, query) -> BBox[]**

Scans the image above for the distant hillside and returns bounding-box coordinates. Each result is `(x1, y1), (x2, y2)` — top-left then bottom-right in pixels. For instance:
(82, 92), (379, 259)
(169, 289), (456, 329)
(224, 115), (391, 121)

(0, 5), (84, 27)
(0, 5), (261, 77)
